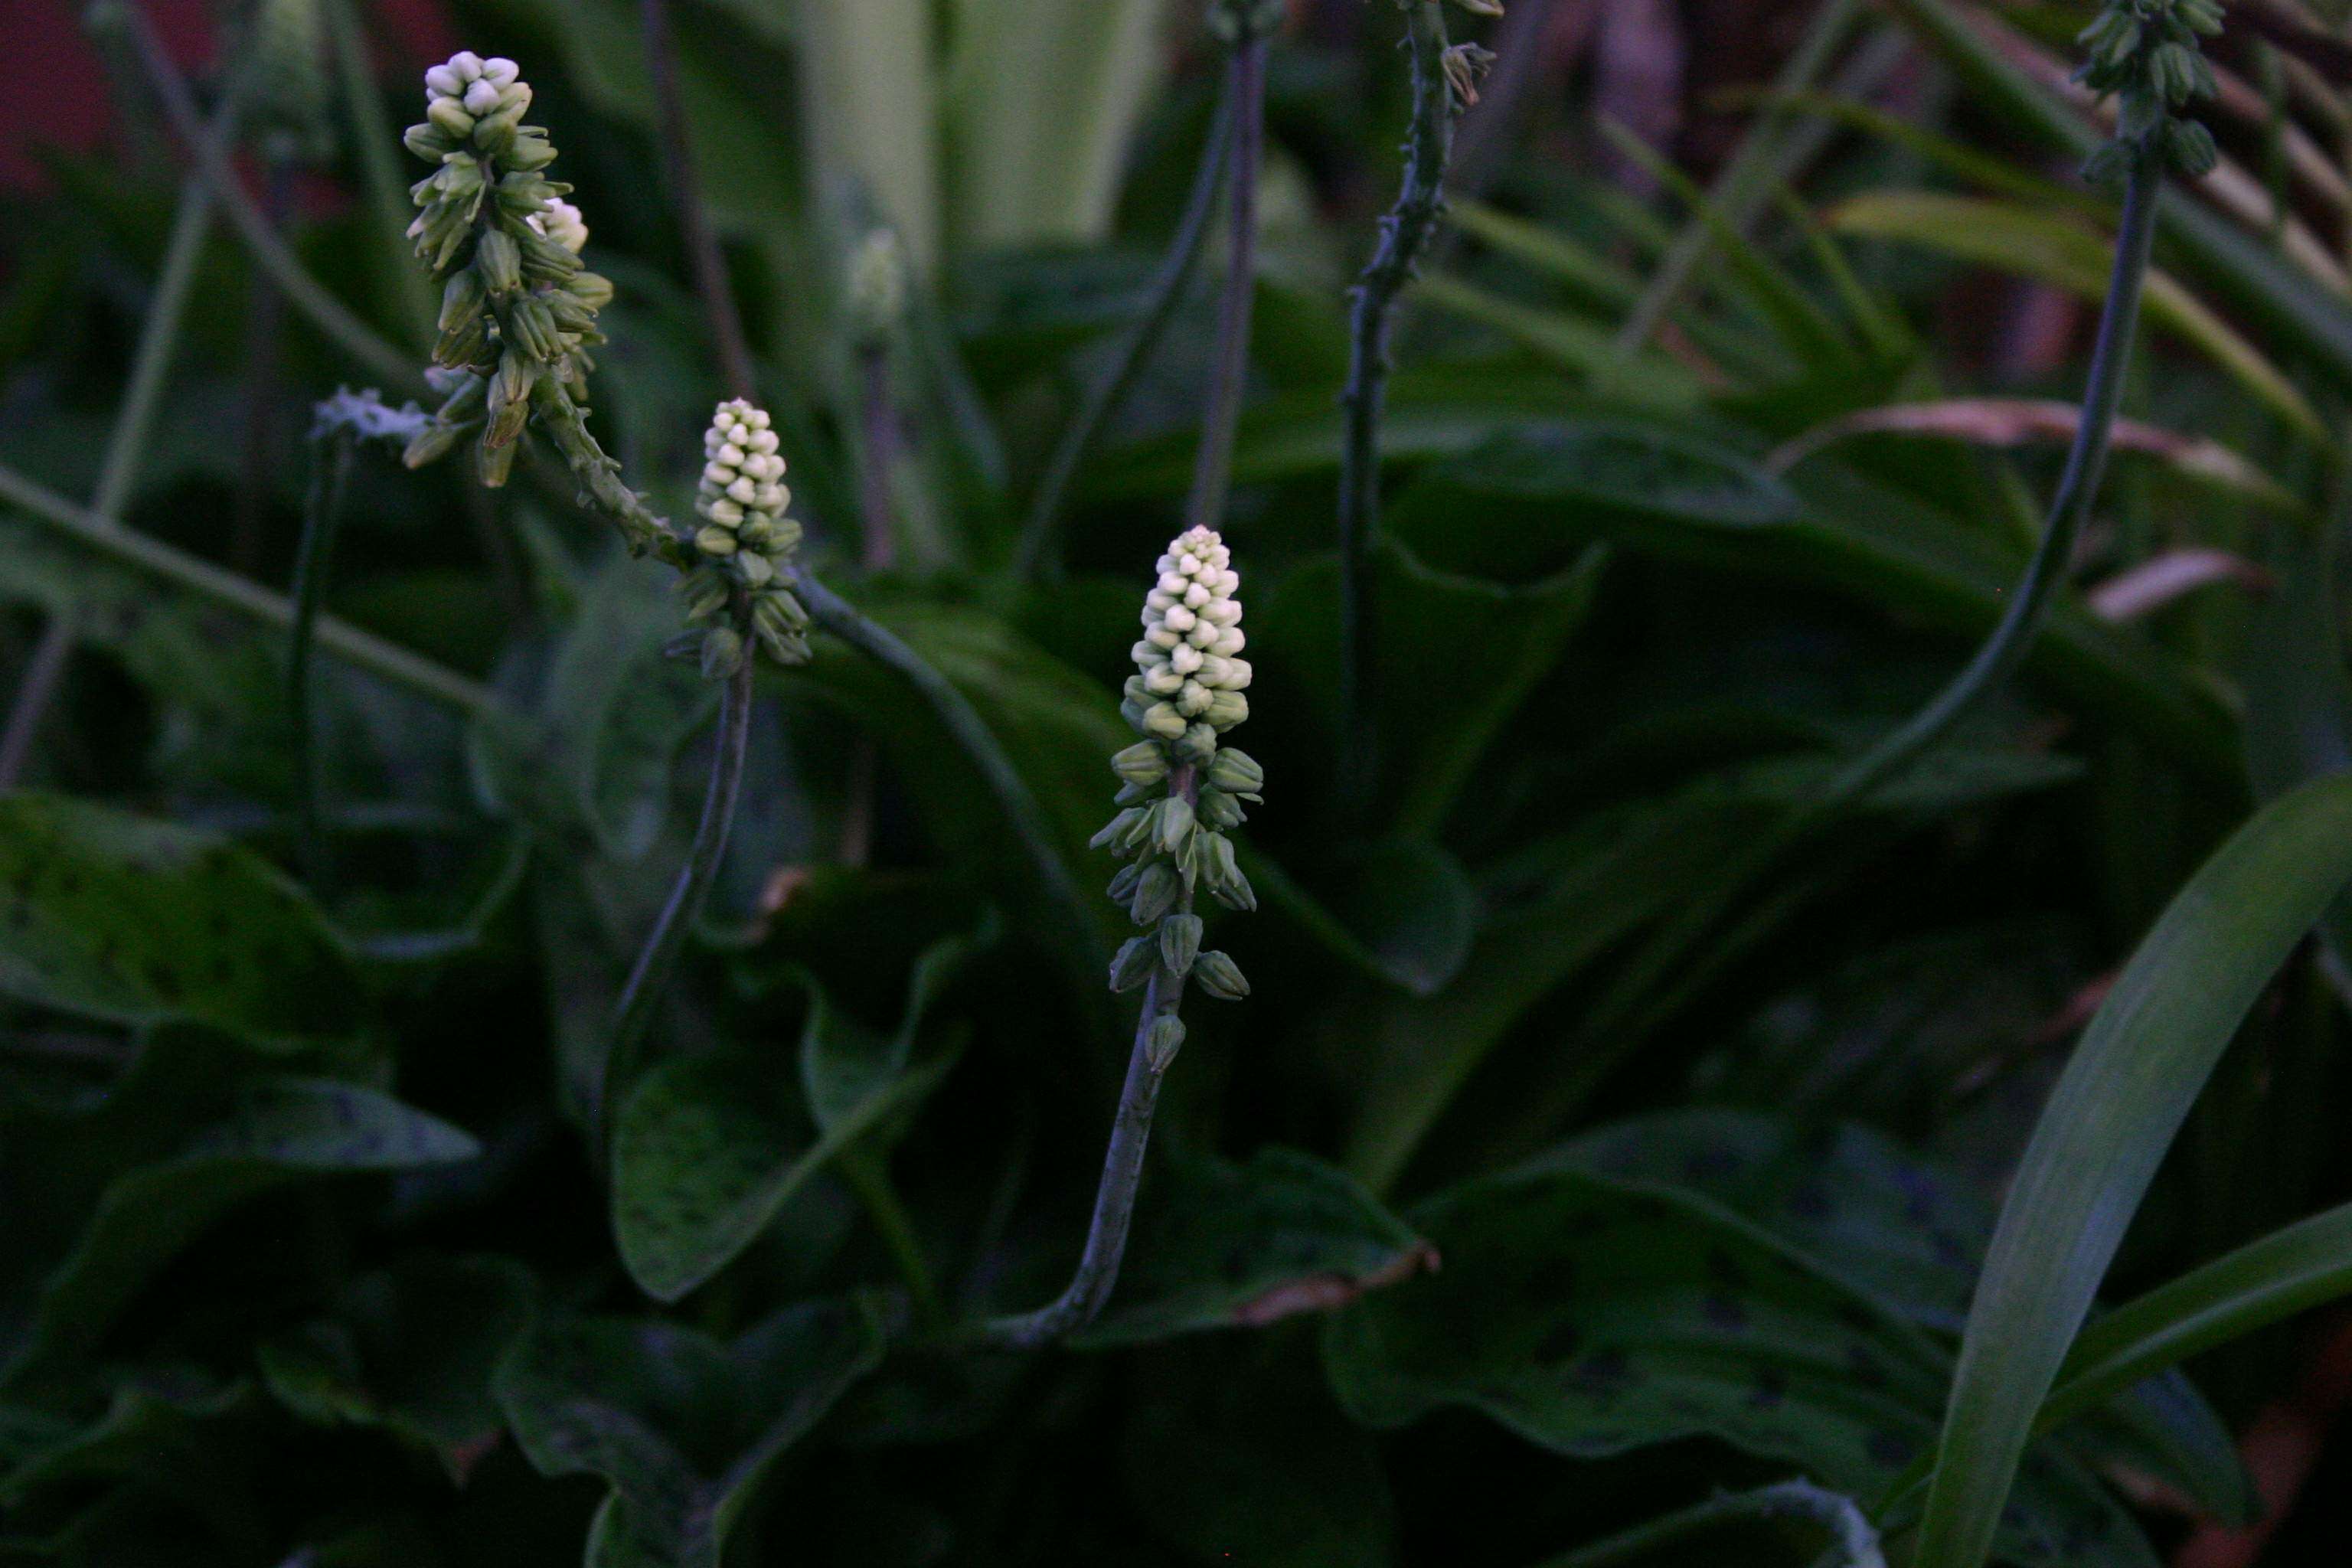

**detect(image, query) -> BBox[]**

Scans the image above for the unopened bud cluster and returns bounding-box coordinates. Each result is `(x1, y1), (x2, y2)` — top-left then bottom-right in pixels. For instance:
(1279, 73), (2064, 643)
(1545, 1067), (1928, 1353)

(674, 400), (812, 675)
(844, 230), (906, 342)
(398, 51), (616, 486)
(2076, 0), (2225, 179)
(1090, 529), (1263, 1066)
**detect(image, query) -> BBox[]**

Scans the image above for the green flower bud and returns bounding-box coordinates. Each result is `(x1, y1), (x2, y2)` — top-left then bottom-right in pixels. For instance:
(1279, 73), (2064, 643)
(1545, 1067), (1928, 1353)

(1107, 863), (1142, 903)
(1178, 723), (1220, 766)
(1192, 949), (1250, 1001)
(1142, 702), (1185, 740)
(1111, 741), (1170, 786)
(426, 97), (475, 139)
(439, 266), (485, 335)
(1155, 794), (1195, 855)
(1090, 807), (1147, 853)
(1158, 913), (1202, 978)
(1198, 789), (1246, 829)
(1206, 746), (1263, 797)
(477, 228), (522, 294)
(1109, 936), (1157, 993)
(1130, 861), (1181, 925)
(567, 272), (616, 311)
(1204, 691), (1250, 730)
(476, 434), (517, 488)
(1143, 1013), (1186, 1070)
(402, 419), (462, 469)
(695, 524), (739, 557)
(699, 626), (744, 680)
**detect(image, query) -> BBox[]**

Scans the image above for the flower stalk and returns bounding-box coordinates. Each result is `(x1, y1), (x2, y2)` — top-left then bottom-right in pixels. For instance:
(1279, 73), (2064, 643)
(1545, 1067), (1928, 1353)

(1337, 0), (1481, 812)
(990, 527), (1262, 1348)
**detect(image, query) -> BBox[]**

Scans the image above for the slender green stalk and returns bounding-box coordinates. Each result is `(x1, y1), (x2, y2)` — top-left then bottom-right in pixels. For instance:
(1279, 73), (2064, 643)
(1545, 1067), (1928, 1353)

(0, 622), (77, 792)
(289, 435), (358, 880)
(0, 459), (498, 719)
(318, 0), (436, 348)
(1609, 0), (1865, 359)
(602, 651), (756, 1149)
(1536, 1480), (1885, 1568)
(855, 346), (903, 572)
(1338, 0), (1454, 811)
(527, 380), (683, 563)
(1184, 38), (1268, 538)
(792, 571), (1101, 975)
(8, 78), (244, 793)
(1014, 90), (1234, 578)
(988, 764), (1202, 1348)
(107, 1), (421, 390)
(641, 0), (758, 401)
(1570, 147), (2164, 1099)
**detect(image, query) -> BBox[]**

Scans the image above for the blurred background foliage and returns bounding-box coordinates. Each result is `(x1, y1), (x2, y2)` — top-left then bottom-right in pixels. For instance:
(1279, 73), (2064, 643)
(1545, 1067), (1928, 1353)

(5, 0), (2352, 1564)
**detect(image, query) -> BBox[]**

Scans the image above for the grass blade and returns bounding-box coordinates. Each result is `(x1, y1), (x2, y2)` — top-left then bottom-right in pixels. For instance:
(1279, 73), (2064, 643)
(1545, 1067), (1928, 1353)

(1914, 775), (2352, 1568)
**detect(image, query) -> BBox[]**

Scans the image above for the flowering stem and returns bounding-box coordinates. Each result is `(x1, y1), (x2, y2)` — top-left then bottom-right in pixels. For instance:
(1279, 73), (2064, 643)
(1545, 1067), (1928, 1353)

(1013, 87), (1236, 579)
(989, 765), (1200, 1348)
(1535, 1480), (1884, 1568)
(0, 460), (499, 720)
(1338, 0), (1455, 813)
(601, 648), (756, 1151)
(641, 0), (759, 401)
(528, 379), (684, 563)
(1529, 145), (2169, 1133)
(1184, 38), (1268, 539)
(109, 1), (421, 391)
(289, 434), (358, 882)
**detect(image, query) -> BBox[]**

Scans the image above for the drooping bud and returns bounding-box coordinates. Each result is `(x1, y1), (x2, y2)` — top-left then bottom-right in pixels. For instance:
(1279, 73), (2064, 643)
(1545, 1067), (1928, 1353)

(1192, 950), (1250, 1001)
(1143, 1014), (1187, 1070)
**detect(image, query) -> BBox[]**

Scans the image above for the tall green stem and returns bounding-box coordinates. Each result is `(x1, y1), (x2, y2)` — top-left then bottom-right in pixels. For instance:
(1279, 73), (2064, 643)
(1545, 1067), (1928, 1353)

(1014, 89), (1235, 578)
(1338, 0), (1454, 812)
(602, 651), (756, 1149)
(289, 435), (358, 880)
(641, 0), (758, 401)
(5, 77), (244, 792)
(988, 765), (1200, 1348)
(1183, 38), (1267, 539)
(1535, 1480), (1885, 1568)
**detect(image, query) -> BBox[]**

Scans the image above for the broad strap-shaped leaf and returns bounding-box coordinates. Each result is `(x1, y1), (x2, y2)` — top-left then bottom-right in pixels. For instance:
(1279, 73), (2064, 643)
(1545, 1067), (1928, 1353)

(257, 1254), (538, 1479)
(0, 794), (360, 1050)
(1915, 776), (2352, 1568)
(1073, 1148), (1435, 1348)
(496, 1298), (883, 1568)
(1325, 1161), (2155, 1568)
(2047, 1200), (2352, 1430)
(613, 929), (975, 1302)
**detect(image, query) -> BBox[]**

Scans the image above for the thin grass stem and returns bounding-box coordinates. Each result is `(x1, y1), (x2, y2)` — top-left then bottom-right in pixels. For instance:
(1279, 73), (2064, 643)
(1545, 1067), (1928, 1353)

(1183, 38), (1267, 539)
(109, 1), (420, 390)
(289, 435), (358, 882)
(642, 0), (759, 401)
(1013, 89), (1235, 579)
(0, 460), (498, 719)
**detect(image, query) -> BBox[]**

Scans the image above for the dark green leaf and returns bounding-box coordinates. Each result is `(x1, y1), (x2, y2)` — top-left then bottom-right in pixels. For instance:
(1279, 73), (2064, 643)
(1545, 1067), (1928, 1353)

(495, 1297), (884, 1568)
(0, 794), (360, 1050)
(1074, 1148), (1436, 1348)
(1915, 776), (2352, 1568)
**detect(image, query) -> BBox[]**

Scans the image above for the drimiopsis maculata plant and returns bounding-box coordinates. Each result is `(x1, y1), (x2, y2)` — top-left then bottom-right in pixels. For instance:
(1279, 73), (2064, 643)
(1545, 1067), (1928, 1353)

(2077, 0), (2224, 180)
(993, 528), (1263, 1348)
(1098, 524), (1263, 1067)
(674, 399), (814, 676)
